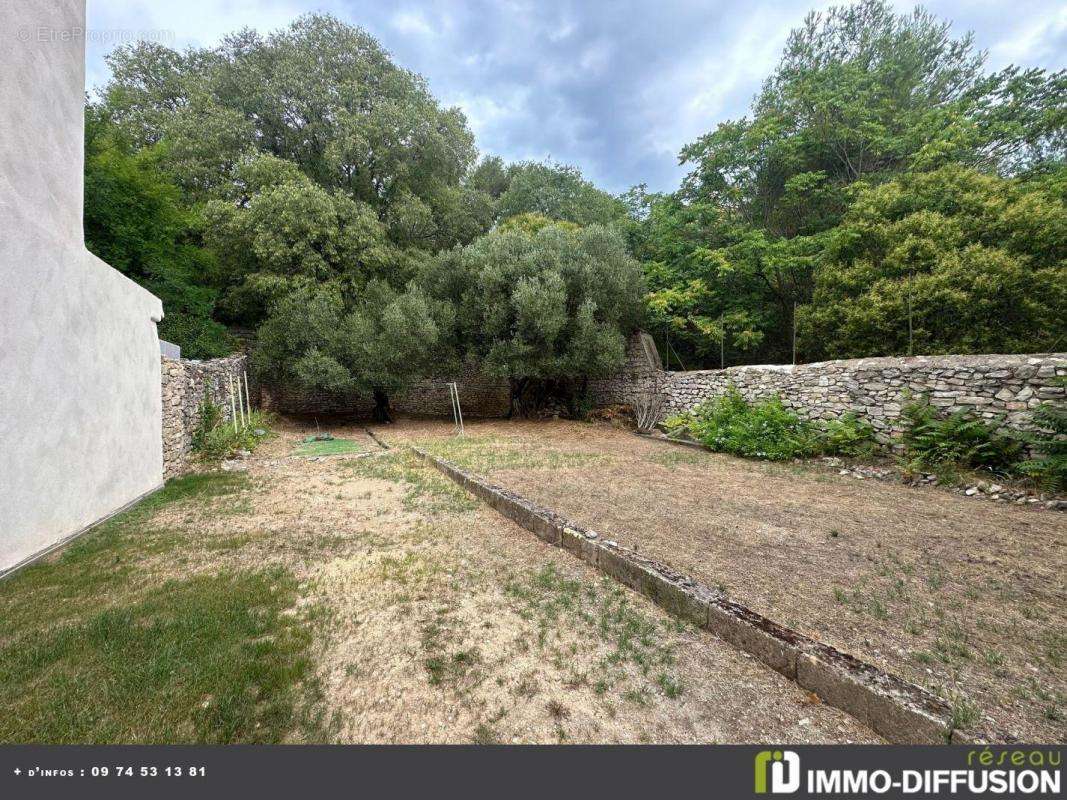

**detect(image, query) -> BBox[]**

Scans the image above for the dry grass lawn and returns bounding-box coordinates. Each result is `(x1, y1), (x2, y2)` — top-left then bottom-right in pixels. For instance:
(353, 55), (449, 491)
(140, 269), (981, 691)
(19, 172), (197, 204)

(384, 418), (1066, 743)
(0, 420), (876, 744)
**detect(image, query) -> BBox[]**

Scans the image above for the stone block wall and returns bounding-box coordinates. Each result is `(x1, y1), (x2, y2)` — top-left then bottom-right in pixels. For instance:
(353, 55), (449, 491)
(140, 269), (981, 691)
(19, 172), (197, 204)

(161, 354), (249, 478)
(591, 333), (1066, 442)
(260, 359), (511, 419)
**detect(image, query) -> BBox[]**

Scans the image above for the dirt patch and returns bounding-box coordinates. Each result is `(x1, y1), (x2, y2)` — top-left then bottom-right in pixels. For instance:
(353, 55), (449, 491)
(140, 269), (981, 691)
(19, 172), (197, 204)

(5, 417), (875, 743)
(271, 419), (875, 743)
(380, 418), (1066, 743)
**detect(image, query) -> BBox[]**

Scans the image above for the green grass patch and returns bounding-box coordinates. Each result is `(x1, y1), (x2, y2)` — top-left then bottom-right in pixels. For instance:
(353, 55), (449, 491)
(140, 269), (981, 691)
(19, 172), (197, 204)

(294, 438), (365, 458)
(0, 568), (316, 743)
(0, 472), (251, 636)
(132, 471), (251, 524)
(0, 471), (319, 744)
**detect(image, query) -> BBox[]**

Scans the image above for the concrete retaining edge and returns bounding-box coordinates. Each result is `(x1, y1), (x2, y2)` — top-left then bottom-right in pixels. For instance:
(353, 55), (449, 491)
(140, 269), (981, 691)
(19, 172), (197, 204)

(411, 446), (1004, 745)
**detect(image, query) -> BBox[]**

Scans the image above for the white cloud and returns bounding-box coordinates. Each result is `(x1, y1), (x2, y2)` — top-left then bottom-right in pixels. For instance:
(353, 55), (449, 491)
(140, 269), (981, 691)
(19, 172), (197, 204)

(85, 0), (1067, 193)
(987, 9), (1067, 66)
(578, 39), (613, 74)
(636, 6), (800, 165)
(391, 10), (435, 38)
(549, 18), (577, 43)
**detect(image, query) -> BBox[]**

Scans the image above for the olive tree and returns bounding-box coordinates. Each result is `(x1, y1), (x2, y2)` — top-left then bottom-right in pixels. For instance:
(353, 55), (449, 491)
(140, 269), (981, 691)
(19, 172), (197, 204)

(254, 281), (454, 422)
(422, 223), (645, 416)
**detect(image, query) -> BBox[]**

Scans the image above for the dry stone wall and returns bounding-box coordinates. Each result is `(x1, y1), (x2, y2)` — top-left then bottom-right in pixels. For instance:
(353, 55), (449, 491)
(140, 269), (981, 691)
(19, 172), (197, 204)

(592, 334), (1067, 442)
(161, 354), (249, 478)
(260, 359), (511, 419)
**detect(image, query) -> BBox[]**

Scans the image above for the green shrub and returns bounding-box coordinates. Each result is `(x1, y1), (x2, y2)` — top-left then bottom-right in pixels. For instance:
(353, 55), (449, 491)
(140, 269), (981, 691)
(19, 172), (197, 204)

(664, 387), (877, 461)
(900, 396), (1021, 474)
(819, 412), (879, 458)
(192, 395), (273, 461)
(191, 391), (223, 452)
(664, 389), (808, 460)
(1015, 378), (1067, 492)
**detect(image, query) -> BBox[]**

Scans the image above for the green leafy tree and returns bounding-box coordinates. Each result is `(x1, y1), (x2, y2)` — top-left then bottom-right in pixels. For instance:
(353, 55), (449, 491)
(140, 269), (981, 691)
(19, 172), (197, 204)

(100, 12), (502, 372)
(681, 0), (1062, 224)
(83, 108), (233, 357)
(469, 155), (512, 199)
(202, 163), (405, 324)
(421, 223), (645, 415)
(101, 14), (488, 250)
(497, 161), (627, 227)
(801, 165), (1067, 358)
(635, 0), (1064, 368)
(253, 282), (454, 421)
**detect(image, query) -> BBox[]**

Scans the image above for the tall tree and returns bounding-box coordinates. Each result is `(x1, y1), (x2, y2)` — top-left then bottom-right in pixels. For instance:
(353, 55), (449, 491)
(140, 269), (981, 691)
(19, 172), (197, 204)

(99, 12), (502, 377)
(801, 165), (1067, 358)
(497, 161), (628, 227)
(101, 13), (494, 252)
(420, 223), (645, 415)
(253, 281), (454, 421)
(83, 107), (232, 357)
(636, 0), (1064, 367)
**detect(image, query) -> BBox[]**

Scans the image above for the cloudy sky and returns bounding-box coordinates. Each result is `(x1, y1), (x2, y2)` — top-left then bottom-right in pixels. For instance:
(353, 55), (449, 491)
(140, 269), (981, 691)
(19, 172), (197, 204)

(85, 0), (1066, 194)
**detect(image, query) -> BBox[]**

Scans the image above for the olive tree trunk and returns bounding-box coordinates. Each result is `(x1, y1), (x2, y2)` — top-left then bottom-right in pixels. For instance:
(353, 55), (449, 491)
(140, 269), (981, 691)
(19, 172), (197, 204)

(372, 388), (393, 423)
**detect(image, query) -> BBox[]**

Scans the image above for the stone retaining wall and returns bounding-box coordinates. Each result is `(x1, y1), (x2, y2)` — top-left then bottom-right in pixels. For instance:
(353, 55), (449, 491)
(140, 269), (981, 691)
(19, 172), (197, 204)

(592, 334), (1066, 441)
(260, 359), (510, 419)
(161, 354), (249, 478)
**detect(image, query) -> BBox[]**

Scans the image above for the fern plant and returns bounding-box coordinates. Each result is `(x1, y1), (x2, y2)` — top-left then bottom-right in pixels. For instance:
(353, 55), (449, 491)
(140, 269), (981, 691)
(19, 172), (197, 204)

(901, 396), (1021, 474)
(819, 412), (879, 458)
(1015, 377), (1067, 493)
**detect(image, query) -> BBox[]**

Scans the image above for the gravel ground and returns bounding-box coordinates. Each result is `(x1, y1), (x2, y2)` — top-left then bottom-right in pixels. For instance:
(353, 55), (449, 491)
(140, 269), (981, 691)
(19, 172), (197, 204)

(379, 418), (1066, 743)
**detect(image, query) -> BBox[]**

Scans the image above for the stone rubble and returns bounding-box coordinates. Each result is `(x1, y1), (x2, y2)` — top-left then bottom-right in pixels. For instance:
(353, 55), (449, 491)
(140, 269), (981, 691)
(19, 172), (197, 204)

(822, 457), (1065, 511)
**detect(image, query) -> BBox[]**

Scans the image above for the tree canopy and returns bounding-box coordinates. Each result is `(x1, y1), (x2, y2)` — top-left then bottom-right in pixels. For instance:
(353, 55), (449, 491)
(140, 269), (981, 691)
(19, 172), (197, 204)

(497, 161), (628, 227)
(632, 0), (1065, 367)
(802, 165), (1067, 358)
(83, 108), (233, 357)
(253, 281), (453, 420)
(420, 222), (645, 414)
(85, 2), (1067, 411)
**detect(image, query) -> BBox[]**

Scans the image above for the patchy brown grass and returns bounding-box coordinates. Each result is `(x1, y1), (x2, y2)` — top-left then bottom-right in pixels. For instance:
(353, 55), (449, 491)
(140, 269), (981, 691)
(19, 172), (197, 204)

(379, 418), (1067, 743)
(0, 417), (876, 743)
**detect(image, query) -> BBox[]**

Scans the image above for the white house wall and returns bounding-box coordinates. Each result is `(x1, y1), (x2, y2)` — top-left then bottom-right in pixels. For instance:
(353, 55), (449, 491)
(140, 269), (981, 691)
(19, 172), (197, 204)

(0, 0), (165, 574)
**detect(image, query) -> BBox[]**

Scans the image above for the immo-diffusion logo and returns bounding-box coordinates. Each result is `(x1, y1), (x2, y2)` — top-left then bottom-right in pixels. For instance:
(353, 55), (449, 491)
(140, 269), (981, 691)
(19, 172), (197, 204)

(752, 748), (1061, 796)
(755, 750), (801, 794)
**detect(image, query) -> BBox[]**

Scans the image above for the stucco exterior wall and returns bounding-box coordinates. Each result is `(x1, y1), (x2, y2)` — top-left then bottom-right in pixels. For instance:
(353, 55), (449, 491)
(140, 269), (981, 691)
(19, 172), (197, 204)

(0, 1), (164, 575)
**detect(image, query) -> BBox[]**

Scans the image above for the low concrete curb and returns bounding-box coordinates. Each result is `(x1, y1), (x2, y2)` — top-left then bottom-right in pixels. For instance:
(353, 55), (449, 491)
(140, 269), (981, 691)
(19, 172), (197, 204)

(363, 427), (392, 450)
(411, 446), (992, 744)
